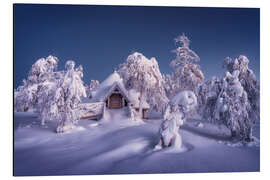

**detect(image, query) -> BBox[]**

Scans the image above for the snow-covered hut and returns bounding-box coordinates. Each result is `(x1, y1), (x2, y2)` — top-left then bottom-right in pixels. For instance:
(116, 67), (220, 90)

(80, 70), (149, 120)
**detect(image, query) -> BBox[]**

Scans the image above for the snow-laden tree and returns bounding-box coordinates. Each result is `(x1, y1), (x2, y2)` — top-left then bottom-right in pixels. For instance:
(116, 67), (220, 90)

(14, 55), (58, 112)
(155, 91), (197, 150)
(166, 33), (204, 98)
(86, 80), (100, 98)
(44, 60), (87, 133)
(37, 80), (58, 125)
(162, 74), (173, 98)
(223, 55), (260, 122)
(14, 80), (38, 112)
(119, 52), (169, 114)
(213, 70), (253, 141)
(196, 76), (223, 122)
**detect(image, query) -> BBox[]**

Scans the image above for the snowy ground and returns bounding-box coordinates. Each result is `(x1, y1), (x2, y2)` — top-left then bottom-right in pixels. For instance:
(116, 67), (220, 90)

(14, 110), (260, 176)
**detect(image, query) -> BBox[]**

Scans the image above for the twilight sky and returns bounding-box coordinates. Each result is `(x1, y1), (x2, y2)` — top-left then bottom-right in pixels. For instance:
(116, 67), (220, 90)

(14, 4), (260, 88)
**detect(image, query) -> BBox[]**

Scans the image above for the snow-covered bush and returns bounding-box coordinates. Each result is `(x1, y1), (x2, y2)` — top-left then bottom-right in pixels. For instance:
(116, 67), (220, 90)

(119, 52), (169, 114)
(165, 34), (204, 98)
(213, 70), (253, 141)
(223, 55), (260, 122)
(14, 55), (58, 112)
(156, 91), (197, 150)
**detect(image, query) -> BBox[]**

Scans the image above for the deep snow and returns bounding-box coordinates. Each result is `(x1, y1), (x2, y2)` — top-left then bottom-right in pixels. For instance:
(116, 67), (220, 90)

(14, 110), (259, 176)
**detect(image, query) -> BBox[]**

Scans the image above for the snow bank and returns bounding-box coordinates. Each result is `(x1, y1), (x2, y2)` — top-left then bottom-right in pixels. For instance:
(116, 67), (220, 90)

(14, 112), (259, 176)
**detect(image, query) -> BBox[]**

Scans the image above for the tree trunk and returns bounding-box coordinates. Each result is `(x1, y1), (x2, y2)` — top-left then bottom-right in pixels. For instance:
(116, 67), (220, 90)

(139, 88), (144, 119)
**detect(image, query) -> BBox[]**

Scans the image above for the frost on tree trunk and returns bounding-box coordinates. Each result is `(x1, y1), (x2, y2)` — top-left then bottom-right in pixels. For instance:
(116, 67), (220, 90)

(138, 88), (144, 119)
(155, 91), (197, 150)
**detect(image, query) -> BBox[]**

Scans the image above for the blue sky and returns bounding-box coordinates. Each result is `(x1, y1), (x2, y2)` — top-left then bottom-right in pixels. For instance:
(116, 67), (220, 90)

(14, 4), (260, 88)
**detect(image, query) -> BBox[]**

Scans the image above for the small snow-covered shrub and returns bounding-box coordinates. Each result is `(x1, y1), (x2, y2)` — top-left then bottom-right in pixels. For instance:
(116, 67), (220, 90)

(156, 91), (197, 150)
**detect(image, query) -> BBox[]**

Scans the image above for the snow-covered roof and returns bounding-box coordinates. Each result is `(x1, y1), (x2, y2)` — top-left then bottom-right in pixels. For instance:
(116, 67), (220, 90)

(86, 71), (130, 103)
(82, 71), (149, 109)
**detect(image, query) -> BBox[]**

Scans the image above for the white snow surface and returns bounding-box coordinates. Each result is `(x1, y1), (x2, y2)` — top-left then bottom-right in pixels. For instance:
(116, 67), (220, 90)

(14, 111), (259, 176)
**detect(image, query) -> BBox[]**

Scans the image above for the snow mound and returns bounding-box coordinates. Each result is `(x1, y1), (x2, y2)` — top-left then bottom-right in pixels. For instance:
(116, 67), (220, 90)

(171, 90), (197, 113)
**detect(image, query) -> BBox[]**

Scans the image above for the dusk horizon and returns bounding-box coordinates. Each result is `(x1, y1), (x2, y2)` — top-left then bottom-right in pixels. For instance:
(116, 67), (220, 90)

(14, 4), (260, 88)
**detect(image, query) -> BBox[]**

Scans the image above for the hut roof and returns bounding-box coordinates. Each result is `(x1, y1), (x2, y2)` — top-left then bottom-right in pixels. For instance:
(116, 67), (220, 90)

(83, 71), (130, 103)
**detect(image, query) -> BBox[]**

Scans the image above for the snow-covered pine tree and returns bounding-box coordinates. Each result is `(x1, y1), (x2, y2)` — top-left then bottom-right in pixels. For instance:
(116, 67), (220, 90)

(119, 52), (169, 114)
(196, 76), (223, 122)
(166, 33), (204, 98)
(14, 55), (58, 112)
(213, 70), (253, 141)
(223, 55), (260, 122)
(49, 60), (87, 133)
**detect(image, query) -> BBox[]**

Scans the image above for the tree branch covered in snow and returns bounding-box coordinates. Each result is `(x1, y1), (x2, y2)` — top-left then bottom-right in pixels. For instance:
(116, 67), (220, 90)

(15, 56), (87, 133)
(119, 52), (169, 113)
(196, 76), (223, 122)
(15, 55), (58, 112)
(196, 55), (259, 142)
(223, 55), (260, 122)
(165, 34), (204, 98)
(53, 61), (87, 133)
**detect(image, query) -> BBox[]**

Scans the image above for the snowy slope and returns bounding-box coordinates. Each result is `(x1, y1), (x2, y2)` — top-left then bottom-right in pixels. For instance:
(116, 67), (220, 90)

(14, 112), (259, 176)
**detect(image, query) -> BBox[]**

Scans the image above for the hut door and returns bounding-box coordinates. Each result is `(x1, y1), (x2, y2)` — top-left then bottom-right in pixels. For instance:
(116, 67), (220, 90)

(109, 94), (122, 109)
